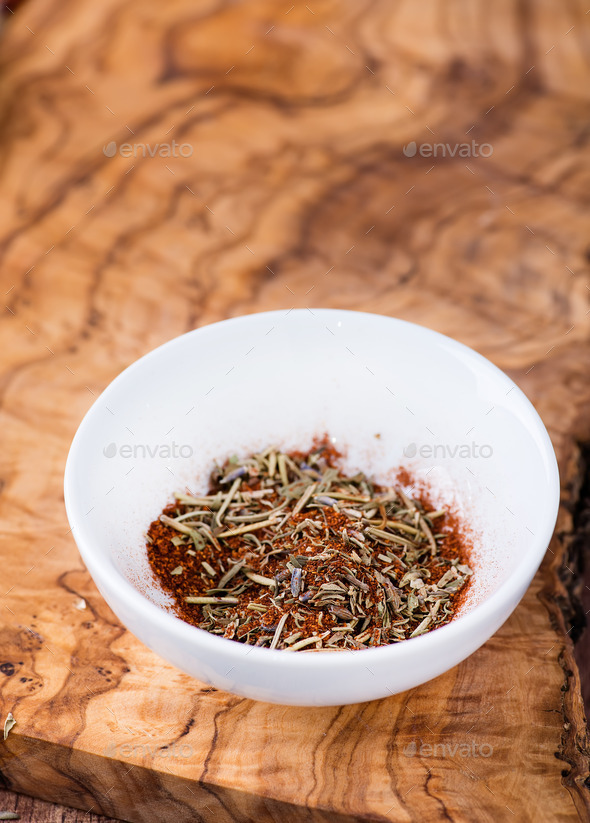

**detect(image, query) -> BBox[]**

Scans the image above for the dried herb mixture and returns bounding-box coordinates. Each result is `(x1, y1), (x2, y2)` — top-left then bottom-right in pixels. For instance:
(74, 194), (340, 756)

(146, 441), (472, 651)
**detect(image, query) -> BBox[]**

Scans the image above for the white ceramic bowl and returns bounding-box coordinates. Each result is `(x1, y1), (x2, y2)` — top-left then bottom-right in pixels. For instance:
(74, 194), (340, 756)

(64, 309), (559, 706)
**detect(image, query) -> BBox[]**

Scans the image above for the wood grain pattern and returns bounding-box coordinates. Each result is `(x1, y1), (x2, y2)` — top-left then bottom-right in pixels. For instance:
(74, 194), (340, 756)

(0, 788), (118, 823)
(0, 0), (589, 821)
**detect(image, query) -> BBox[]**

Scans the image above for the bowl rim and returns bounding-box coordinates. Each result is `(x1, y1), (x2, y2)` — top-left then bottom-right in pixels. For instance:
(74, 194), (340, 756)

(64, 308), (560, 670)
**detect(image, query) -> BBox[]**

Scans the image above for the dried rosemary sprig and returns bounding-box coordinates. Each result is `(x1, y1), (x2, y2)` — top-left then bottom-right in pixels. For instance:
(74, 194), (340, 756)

(146, 441), (472, 651)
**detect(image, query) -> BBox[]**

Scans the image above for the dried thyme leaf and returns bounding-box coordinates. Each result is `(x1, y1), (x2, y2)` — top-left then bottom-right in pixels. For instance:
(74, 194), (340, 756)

(3, 713), (16, 740)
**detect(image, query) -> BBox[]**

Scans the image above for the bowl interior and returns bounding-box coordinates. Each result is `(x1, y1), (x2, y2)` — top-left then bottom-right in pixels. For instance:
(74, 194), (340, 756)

(66, 309), (558, 624)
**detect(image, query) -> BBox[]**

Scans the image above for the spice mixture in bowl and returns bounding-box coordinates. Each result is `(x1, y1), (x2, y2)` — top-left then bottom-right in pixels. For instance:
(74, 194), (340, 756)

(147, 442), (473, 651)
(64, 309), (559, 706)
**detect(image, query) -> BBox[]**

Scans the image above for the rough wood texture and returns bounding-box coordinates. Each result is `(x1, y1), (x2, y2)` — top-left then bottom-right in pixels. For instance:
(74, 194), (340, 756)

(1, 0), (590, 821)
(0, 788), (118, 823)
